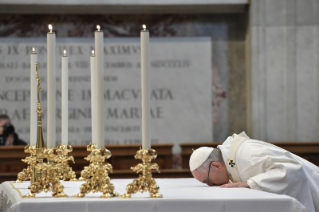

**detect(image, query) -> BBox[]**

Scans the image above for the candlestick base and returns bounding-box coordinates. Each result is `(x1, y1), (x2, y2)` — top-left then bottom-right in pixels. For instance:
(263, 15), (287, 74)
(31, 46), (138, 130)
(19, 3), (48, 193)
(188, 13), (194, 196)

(74, 143), (117, 198)
(55, 144), (77, 181)
(23, 147), (68, 198)
(120, 148), (162, 198)
(16, 145), (36, 183)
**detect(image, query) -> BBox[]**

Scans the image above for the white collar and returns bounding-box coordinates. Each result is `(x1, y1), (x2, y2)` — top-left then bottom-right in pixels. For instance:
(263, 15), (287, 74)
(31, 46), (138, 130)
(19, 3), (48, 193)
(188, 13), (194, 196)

(218, 135), (234, 166)
(217, 132), (249, 172)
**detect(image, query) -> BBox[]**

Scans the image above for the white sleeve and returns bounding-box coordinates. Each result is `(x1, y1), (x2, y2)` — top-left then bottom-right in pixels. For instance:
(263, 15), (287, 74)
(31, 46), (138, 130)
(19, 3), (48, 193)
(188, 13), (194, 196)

(237, 142), (315, 212)
(246, 158), (302, 193)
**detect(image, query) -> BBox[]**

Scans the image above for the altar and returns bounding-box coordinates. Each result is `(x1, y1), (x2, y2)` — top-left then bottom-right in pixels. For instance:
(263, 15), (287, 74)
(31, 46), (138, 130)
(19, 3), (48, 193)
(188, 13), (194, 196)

(0, 178), (305, 212)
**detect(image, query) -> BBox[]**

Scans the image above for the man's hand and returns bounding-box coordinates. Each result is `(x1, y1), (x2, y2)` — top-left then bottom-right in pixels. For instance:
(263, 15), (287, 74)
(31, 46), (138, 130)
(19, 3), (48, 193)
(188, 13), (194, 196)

(220, 182), (250, 188)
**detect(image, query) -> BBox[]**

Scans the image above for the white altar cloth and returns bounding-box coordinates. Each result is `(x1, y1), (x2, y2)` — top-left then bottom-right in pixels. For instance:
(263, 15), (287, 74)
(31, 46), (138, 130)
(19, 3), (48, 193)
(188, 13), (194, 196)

(0, 178), (306, 212)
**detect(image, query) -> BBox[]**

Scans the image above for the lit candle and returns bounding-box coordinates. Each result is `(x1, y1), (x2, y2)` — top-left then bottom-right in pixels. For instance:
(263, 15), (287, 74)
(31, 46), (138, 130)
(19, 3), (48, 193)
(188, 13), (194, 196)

(95, 25), (104, 149)
(141, 24), (150, 149)
(90, 50), (97, 145)
(47, 24), (56, 148)
(61, 50), (68, 145)
(30, 47), (37, 146)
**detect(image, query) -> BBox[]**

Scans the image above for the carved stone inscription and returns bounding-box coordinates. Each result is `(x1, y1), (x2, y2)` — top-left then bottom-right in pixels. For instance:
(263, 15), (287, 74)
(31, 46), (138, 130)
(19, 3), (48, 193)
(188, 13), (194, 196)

(0, 37), (212, 152)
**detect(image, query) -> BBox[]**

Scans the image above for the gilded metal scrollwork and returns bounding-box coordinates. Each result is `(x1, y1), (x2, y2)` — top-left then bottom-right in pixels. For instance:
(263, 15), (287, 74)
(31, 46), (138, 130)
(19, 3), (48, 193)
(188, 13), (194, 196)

(23, 63), (67, 198)
(74, 143), (117, 198)
(120, 148), (162, 198)
(55, 144), (77, 181)
(16, 145), (36, 183)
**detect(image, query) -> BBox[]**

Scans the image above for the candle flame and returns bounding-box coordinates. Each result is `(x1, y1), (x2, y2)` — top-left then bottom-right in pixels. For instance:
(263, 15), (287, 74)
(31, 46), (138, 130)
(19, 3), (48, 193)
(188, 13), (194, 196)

(91, 50), (95, 56)
(63, 50), (67, 56)
(142, 25), (146, 30)
(48, 24), (53, 32)
(32, 47), (35, 52)
(97, 25), (100, 31)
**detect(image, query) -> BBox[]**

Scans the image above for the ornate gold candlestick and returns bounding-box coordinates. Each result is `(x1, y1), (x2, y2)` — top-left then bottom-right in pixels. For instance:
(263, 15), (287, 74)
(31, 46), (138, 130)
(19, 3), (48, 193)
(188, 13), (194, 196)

(120, 148), (162, 198)
(23, 63), (67, 198)
(74, 143), (117, 198)
(43, 147), (68, 197)
(55, 144), (77, 181)
(24, 147), (67, 198)
(16, 145), (36, 182)
(78, 143), (94, 181)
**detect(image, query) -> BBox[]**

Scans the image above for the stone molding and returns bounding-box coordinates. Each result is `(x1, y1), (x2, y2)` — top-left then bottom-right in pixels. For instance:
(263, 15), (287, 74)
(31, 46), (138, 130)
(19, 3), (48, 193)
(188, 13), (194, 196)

(0, 0), (248, 14)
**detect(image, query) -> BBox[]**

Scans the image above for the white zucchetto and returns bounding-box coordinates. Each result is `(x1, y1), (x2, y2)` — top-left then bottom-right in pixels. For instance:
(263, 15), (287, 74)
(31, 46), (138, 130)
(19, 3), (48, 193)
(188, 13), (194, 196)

(189, 147), (214, 171)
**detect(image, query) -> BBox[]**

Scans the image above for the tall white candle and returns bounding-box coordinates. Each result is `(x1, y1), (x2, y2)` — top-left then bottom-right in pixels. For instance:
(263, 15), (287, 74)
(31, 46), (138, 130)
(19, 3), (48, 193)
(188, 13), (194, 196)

(141, 25), (150, 149)
(47, 24), (56, 148)
(30, 47), (37, 146)
(61, 50), (68, 145)
(90, 50), (97, 146)
(95, 25), (104, 149)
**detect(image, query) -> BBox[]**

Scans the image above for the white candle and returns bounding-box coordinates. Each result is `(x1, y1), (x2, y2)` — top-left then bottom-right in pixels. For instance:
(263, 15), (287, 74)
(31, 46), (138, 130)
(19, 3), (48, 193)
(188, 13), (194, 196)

(90, 50), (97, 146)
(61, 50), (68, 145)
(30, 47), (37, 146)
(47, 24), (56, 148)
(95, 25), (104, 149)
(141, 25), (150, 149)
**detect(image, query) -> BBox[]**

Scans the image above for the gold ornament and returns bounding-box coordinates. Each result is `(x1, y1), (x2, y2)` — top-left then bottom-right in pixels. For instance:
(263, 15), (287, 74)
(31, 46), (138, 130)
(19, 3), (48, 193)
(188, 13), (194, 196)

(120, 148), (162, 198)
(16, 145), (36, 182)
(23, 63), (67, 198)
(74, 143), (117, 198)
(55, 144), (77, 181)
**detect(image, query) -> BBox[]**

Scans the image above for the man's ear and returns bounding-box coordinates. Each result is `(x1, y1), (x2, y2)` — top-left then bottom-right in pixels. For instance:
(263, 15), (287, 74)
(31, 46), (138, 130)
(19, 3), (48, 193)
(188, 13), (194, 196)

(211, 161), (223, 170)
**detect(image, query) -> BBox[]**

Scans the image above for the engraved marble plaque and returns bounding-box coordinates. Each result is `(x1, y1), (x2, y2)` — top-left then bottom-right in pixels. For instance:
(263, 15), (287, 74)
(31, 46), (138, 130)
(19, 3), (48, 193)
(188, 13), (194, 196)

(0, 37), (212, 152)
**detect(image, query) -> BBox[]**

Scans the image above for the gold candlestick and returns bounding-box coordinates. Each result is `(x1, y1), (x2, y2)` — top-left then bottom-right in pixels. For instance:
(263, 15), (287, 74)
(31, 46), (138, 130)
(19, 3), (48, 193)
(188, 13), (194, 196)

(55, 144), (77, 181)
(16, 145), (36, 182)
(23, 63), (67, 198)
(74, 143), (117, 198)
(120, 148), (162, 198)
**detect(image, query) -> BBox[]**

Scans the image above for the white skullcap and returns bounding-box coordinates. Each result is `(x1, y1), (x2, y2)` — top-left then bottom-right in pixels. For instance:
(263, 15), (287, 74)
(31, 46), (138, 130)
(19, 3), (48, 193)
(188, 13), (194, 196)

(189, 147), (214, 171)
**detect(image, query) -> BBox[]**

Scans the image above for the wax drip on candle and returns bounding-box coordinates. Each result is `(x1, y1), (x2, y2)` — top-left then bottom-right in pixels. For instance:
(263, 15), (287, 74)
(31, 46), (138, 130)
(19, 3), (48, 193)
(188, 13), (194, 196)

(97, 25), (100, 31)
(142, 24), (146, 31)
(63, 50), (67, 57)
(91, 50), (95, 57)
(32, 47), (36, 54)
(48, 24), (53, 33)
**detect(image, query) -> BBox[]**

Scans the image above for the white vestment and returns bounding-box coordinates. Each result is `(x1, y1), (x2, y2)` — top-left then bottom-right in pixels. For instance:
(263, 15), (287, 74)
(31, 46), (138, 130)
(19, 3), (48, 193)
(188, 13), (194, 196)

(218, 132), (319, 212)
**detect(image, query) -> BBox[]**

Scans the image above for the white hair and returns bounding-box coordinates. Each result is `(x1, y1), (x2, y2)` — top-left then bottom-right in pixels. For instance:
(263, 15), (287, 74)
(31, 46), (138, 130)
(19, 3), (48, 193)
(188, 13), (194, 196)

(197, 148), (222, 172)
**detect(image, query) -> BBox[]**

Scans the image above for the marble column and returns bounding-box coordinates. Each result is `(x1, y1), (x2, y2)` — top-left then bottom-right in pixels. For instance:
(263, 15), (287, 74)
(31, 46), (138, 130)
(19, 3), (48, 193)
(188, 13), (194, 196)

(249, 0), (319, 141)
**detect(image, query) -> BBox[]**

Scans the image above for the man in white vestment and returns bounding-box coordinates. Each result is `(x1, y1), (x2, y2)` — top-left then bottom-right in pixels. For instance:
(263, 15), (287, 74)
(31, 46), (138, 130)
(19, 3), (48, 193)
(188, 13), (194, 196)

(189, 132), (319, 212)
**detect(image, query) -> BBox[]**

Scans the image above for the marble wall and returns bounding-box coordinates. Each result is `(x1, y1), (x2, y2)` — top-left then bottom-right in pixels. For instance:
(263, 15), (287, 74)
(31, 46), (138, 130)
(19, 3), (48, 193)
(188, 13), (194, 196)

(249, 0), (319, 141)
(2, 0), (318, 146)
(0, 14), (247, 143)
